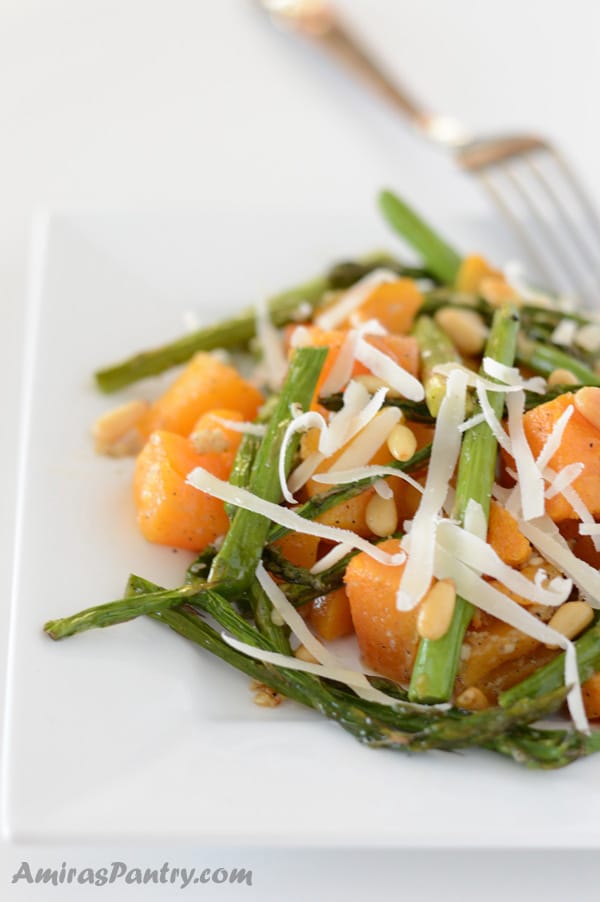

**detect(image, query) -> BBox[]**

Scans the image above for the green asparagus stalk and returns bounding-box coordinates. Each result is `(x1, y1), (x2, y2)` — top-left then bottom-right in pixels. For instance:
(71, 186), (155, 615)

(319, 393), (434, 423)
(516, 334), (600, 386)
(266, 443), (432, 544)
(412, 315), (462, 416)
(499, 619), (600, 708)
(150, 606), (582, 760)
(327, 258), (432, 288)
(208, 346), (327, 594)
(94, 253), (402, 393)
(43, 582), (203, 640)
(409, 302), (520, 703)
(379, 190), (462, 284)
(262, 544), (353, 606)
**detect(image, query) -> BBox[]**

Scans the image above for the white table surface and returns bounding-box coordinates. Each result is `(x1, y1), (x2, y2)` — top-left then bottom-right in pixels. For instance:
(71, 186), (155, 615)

(2, 0), (600, 898)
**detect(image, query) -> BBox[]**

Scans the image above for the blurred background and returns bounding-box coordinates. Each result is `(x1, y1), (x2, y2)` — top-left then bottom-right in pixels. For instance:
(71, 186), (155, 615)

(2, 1), (599, 898)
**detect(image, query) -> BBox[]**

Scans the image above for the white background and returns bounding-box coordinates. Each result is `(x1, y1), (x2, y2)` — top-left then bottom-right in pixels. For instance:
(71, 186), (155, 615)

(2, 0), (600, 898)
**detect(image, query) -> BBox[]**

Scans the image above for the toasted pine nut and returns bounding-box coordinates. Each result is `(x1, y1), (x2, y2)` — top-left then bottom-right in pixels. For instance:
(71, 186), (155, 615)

(387, 423), (417, 462)
(92, 399), (149, 457)
(574, 386), (600, 432)
(434, 308), (488, 356)
(294, 644), (319, 664)
(365, 493), (398, 538)
(547, 368), (580, 387)
(546, 601), (594, 647)
(190, 427), (230, 454)
(353, 374), (403, 399)
(417, 579), (456, 641)
(456, 686), (490, 711)
(253, 687), (282, 708)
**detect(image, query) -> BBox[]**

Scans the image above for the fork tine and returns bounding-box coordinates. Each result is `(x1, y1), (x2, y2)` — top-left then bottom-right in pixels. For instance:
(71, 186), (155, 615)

(552, 150), (600, 246)
(502, 162), (596, 302)
(525, 153), (600, 286)
(476, 169), (564, 291)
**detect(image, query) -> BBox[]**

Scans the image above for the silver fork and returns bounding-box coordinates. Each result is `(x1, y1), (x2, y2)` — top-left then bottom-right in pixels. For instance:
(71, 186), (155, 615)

(258, 0), (600, 306)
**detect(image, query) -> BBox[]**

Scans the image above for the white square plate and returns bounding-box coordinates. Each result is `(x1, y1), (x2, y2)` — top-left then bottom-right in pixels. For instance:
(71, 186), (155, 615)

(5, 207), (600, 846)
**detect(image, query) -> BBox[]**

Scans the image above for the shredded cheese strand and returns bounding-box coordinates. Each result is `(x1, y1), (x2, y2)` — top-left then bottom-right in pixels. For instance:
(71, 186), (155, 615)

(255, 562), (411, 707)
(433, 544), (588, 733)
(397, 368), (468, 610)
(187, 467), (406, 566)
(315, 268), (398, 330)
(354, 338), (425, 402)
(312, 464), (424, 495)
(278, 410), (327, 504)
(507, 390), (545, 520)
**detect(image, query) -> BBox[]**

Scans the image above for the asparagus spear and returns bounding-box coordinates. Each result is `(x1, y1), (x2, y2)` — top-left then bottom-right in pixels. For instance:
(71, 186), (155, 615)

(319, 392), (434, 423)
(266, 443), (432, 544)
(94, 254), (400, 393)
(150, 605), (575, 758)
(499, 619), (600, 708)
(516, 334), (600, 386)
(208, 346), (327, 594)
(409, 302), (520, 703)
(412, 315), (462, 416)
(379, 190), (462, 284)
(44, 582), (203, 640)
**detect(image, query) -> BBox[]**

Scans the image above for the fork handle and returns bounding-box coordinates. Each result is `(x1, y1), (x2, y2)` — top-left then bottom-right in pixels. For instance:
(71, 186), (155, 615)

(270, 3), (470, 148)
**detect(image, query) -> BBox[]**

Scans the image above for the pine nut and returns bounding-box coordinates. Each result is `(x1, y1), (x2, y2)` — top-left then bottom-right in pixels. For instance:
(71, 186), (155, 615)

(417, 579), (456, 641)
(295, 644), (319, 664)
(546, 601), (594, 647)
(253, 687), (282, 708)
(547, 368), (580, 387)
(190, 427), (230, 454)
(387, 423), (417, 462)
(574, 386), (600, 432)
(365, 493), (398, 538)
(456, 686), (490, 711)
(353, 374), (403, 399)
(434, 308), (488, 356)
(92, 399), (149, 457)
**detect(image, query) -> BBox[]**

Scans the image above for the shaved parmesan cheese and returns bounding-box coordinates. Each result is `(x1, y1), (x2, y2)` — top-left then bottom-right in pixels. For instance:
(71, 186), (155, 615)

(315, 268), (398, 330)
(518, 517), (600, 607)
(354, 337), (425, 402)
(319, 381), (387, 457)
(374, 479), (394, 500)
(458, 412), (485, 433)
(535, 404), (574, 472)
(310, 542), (353, 575)
(475, 379), (512, 454)
(433, 544), (588, 733)
(187, 467), (406, 566)
(463, 499), (487, 541)
(288, 451), (325, 494)
(328, 407), (401, 473)
(278, 410), (327, 504)
(579, 524), (600, 536)
(437, 520), (571, 605)
(397, 368), (468, 610)
(551, 319), (578, 347)
(212, 417), (267, 436)
(255, 299), (288, 390)
(255, 562), (407, 707)
(434, 362), (546, 395)
(319, 330), (360, 395)
(544, 463), (584, 500)
(312, 464), (424, 495)
(507, 390), (545, 520)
